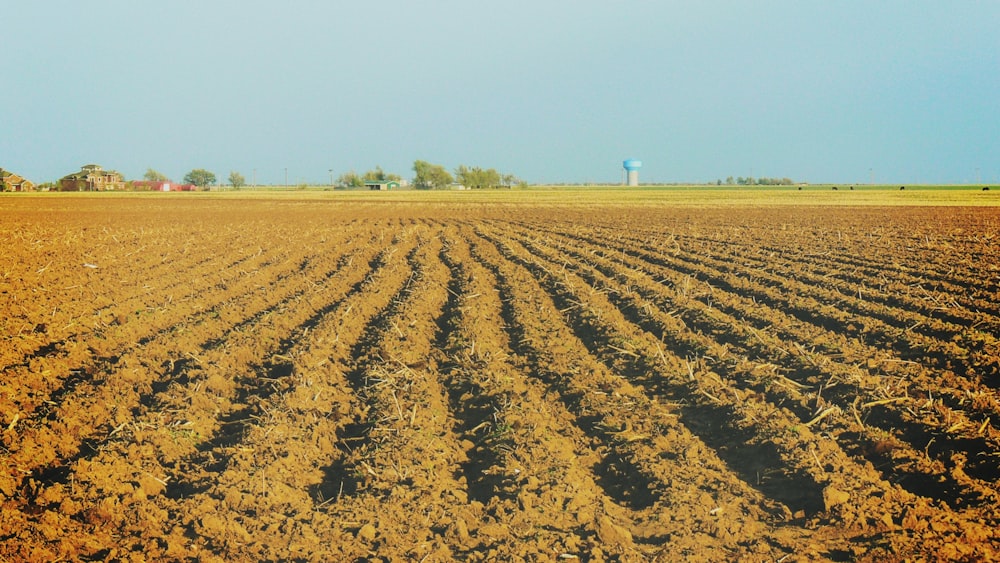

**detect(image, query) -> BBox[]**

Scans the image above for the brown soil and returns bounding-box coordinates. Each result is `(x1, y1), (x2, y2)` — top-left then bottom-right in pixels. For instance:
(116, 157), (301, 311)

(2, 196), (1000, 561)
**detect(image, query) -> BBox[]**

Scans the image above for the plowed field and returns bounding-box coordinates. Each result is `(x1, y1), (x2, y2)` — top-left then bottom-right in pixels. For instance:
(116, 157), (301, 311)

(2, 193), (1000, 561)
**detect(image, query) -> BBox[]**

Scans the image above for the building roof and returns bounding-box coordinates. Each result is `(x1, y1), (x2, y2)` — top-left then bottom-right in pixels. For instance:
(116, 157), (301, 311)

(0, 168), (35, 190)
(61, 165), (123, 181)
(0, 168), (30, 182)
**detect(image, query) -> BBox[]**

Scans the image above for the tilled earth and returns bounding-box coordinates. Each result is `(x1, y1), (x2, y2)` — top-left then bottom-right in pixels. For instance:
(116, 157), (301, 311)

(2, 195), (999, 561)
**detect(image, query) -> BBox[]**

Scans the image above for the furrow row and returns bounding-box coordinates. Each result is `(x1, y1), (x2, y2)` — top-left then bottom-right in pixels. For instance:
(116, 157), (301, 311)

(469, 224), (798, 560)
(501, 220), (1000, 532)
(1, 226), (374, 511)
(162, 224), (426, 560)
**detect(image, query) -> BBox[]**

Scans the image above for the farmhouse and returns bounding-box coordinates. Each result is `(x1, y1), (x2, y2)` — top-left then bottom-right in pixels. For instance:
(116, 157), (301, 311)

(59, 164), (125, 191)
(365, 180), (399, 191)
(0, 168), (34, 191)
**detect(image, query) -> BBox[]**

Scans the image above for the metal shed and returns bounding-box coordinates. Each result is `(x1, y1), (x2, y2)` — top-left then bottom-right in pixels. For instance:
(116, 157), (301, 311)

(365, 180), (399, 191)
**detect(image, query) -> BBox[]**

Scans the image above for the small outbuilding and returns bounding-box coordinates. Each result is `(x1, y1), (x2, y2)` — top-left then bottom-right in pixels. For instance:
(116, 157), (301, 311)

(365, 180), (399, 191)
(0, 168), (34, 191)
(59, 164), (125, 191)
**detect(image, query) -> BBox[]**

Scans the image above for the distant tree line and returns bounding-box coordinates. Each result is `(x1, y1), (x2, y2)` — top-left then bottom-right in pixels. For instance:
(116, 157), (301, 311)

(412, 160), (452, 190)
(118, 161), (526, 191)
(721, 176), (796, 186)
(144, 168), (168, 182)
(413, 160), (525, 190)
(454, 165), (523, 189)
(138, 167), (219, 189)
(336, 166), (403, 188)
(184, 169), (217, 188)
(228, 171), (245, 189)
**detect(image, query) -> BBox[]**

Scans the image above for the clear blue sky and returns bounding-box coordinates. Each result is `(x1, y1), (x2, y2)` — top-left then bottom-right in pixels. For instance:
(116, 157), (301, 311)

(3, 1), (998, 185)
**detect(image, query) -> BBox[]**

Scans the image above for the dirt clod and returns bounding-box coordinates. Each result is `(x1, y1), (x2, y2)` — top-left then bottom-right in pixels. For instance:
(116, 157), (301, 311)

(357, 523), (377, 542)
(823, 486), (851, 510)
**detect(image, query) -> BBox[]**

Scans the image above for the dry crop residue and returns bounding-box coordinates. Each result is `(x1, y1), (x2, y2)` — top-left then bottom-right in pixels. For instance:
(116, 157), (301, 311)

(2, 196), (1000, 561)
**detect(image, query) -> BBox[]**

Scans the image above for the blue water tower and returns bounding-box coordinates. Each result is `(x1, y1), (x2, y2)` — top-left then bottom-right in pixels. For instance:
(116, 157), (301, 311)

(623, 159), (642, 186)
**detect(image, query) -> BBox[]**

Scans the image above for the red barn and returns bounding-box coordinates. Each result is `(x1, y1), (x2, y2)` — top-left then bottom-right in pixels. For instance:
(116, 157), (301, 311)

(132, 181), (197, 192)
